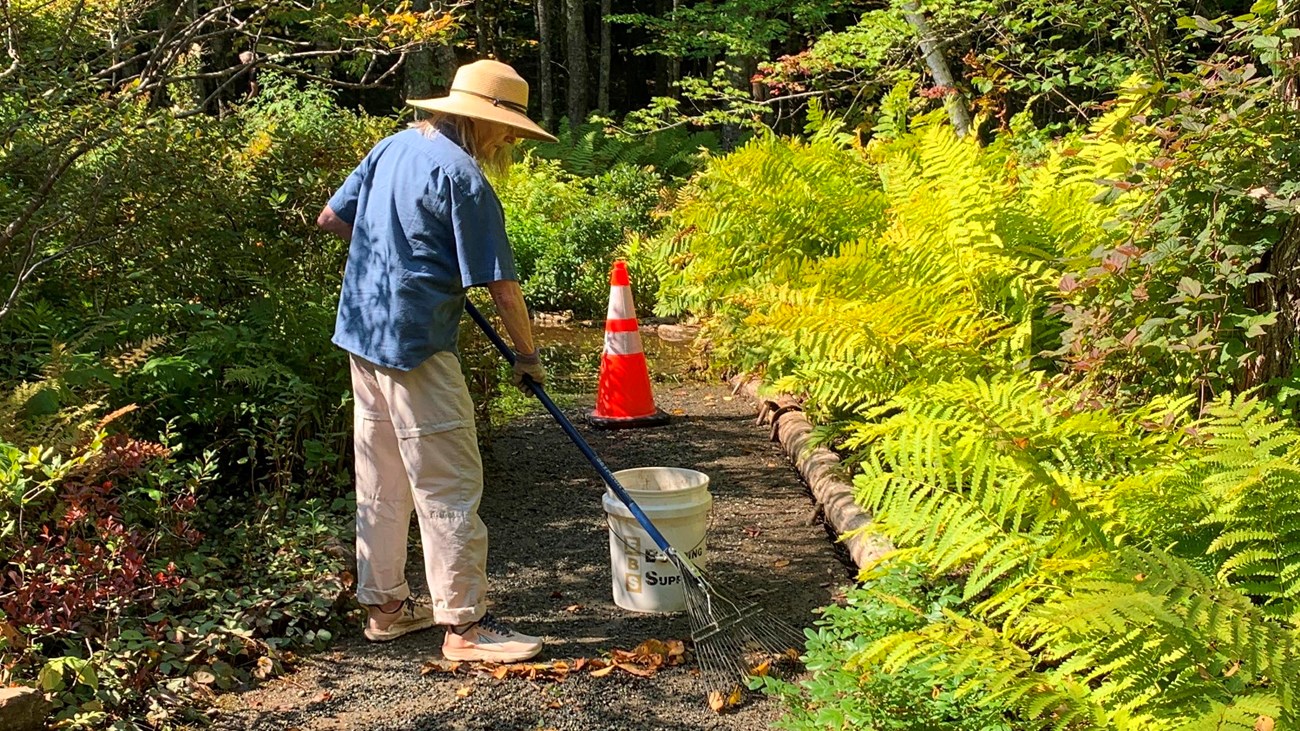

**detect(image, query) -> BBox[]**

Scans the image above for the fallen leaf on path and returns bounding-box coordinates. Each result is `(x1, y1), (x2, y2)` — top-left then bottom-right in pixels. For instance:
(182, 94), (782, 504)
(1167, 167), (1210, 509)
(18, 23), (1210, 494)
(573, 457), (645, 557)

(419, 660), (464, 676)
(773, 559), (791, 568)
(706, 686), (744, 713)
(751, 660), (771, 677)
(564, 604), (584, 613)
(671, 409), (686, 416)
(455, 686), (472, 698)
(253, 656), (274, 680)
(707, 690), (725, 713)
(418, 641), (689, 684)
(616, 662), (654, 678)
(315, 692), (332, 703)
(743, 525), (762, 538)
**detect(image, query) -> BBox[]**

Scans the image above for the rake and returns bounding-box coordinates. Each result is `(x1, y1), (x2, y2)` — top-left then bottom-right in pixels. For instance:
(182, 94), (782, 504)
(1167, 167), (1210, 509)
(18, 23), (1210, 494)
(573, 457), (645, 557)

(466, 301), (806, 695)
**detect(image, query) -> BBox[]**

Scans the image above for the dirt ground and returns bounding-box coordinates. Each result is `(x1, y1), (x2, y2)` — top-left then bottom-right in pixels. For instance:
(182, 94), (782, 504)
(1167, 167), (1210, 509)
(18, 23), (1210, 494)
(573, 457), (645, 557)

(209, 375), (853, 731)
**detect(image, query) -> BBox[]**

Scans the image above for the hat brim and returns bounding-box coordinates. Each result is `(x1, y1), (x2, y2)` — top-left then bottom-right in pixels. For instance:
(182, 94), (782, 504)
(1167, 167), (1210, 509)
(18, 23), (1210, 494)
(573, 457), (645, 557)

(408, 94), (558, 143)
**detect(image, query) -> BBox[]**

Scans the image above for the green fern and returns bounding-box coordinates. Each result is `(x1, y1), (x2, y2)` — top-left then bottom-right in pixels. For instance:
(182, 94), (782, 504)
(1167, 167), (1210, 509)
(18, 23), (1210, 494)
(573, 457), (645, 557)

(845, 377), (1300, 728)
(654, 111), (1137, 418)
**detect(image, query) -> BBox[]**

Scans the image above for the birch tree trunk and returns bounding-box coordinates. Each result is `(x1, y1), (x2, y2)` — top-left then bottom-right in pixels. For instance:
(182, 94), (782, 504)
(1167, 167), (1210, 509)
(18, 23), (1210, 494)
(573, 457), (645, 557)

(902, 1), (971, 137)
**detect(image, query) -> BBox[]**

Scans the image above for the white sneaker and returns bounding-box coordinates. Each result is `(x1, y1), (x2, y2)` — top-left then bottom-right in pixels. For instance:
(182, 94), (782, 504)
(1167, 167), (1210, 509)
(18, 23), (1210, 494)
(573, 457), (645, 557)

(364, 599), (436, 642)
(442, 614), (543, 662)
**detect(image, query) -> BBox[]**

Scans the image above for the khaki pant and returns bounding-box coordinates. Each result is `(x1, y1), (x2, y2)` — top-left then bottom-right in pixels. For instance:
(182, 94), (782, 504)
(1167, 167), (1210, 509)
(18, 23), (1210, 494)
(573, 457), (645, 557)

(350, 352), (487, 626)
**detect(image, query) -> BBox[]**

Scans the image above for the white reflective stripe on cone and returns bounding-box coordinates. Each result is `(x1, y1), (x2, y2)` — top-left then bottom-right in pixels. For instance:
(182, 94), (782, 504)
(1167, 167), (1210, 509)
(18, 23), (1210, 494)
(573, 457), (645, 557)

(606, 285), (636, 321)
(604, 330), (644, 356)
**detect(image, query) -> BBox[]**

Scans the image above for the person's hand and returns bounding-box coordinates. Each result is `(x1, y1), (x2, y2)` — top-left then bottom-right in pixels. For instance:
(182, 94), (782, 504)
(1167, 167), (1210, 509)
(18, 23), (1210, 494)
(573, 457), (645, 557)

(512, 350), (545, 391)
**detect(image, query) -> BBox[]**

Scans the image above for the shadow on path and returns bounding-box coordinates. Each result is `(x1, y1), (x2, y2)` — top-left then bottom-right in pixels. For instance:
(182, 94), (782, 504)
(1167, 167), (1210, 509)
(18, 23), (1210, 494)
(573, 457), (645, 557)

(211, 381), (854, 731)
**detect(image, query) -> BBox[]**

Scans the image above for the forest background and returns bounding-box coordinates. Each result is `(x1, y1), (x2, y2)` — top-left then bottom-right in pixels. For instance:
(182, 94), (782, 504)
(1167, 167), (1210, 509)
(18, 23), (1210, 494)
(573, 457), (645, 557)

(4, 0), (1300, 728)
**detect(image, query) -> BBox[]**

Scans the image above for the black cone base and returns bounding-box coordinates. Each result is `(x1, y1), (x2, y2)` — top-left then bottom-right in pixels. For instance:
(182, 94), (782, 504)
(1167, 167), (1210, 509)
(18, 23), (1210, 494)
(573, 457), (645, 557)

(588, 409), (672, 430)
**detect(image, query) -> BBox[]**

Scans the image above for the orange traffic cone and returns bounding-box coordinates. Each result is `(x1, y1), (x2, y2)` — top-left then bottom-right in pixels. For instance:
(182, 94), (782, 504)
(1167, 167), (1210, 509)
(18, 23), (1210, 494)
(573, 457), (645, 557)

(591, 261), (670, 429)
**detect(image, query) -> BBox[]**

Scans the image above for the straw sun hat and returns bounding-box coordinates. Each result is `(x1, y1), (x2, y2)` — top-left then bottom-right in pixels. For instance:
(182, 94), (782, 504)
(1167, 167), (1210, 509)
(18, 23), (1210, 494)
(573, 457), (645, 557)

(407, 60), (558, 143)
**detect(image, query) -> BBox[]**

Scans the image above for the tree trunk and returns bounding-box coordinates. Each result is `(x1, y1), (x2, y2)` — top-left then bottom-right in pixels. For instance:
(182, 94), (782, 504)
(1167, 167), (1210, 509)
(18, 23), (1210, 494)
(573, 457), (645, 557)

(565, 0), (588, 123)
(404, 0), (436, 103)
(667, 0), (680, 98)
(474, 0), (496, 58)
(537, 0), (555, 128)
(1242, 4), (1300, 390)
(902, 1), (971, 137)
(1245, 220), (1300, 389)
(597, 0), (611, 112)
(434, 43), (458, 91)
(720, 55), (756, 151)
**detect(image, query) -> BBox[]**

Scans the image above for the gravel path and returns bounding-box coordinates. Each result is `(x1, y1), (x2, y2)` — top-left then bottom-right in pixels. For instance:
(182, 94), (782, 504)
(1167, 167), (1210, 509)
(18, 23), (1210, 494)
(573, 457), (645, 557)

(210, 379), (852, 731)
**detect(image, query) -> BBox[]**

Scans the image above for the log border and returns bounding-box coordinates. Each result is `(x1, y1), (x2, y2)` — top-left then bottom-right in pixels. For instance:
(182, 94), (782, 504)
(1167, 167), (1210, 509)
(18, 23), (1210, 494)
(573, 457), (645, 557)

(730, 376), (893, 570)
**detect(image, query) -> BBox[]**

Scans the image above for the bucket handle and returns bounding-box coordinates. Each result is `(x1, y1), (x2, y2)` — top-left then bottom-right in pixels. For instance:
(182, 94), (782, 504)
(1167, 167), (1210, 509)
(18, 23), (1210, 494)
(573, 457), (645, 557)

(606, 514), (709, 561)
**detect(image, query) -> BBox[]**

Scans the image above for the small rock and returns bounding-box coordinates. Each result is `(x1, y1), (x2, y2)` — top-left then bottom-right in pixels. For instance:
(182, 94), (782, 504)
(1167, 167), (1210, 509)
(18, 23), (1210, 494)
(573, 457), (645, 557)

(656, 324), (699, 343)
(534, 311), (574, 326)
(0, 686), (51, 731)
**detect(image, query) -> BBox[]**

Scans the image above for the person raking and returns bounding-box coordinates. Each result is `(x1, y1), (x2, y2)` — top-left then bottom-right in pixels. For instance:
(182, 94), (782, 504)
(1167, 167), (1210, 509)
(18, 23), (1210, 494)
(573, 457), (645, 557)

(316, 59), (556, 663)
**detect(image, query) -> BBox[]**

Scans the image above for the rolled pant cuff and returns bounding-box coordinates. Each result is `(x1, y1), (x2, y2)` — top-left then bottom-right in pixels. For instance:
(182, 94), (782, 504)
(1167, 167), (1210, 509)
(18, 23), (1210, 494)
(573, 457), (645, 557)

(356, 584), (412, 607)
(434, 604), (485, 627)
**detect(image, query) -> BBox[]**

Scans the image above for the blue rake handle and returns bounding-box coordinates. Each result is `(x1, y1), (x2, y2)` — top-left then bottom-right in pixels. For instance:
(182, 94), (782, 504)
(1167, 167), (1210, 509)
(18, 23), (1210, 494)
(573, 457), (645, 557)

(465, 301), (679, 558)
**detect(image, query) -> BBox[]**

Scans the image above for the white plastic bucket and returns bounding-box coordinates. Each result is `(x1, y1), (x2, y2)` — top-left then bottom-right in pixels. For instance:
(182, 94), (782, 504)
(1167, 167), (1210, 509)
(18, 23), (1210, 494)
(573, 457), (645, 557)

(603, 467), (712, 613)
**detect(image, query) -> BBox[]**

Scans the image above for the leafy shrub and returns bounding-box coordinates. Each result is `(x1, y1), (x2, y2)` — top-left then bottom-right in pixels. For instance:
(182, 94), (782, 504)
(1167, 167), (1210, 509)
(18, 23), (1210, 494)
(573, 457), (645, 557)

(1, 423), (352, 728)
(1, 75), (390, 496)
(1050, 70), (1300, 405)
(526, 120), (721, 181)
(0, 75), (377, 727)
(499, 157), (663, 316)
(759, 561), (1018, 730)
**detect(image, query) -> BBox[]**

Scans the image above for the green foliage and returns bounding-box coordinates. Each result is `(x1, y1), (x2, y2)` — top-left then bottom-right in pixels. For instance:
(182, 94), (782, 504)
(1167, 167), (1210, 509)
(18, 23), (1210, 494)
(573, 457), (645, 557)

(753, 1), (1251, 132)
(758, 561), (1020, 730)
(2, 75), (390, 495)
(498, 156), (663, 316)
(1, 73), (380, 727)
(1050, 14), (1300, 405)
(659, 26), (1300, 722)
(652, 127), (889, 322)
(527, 120), (721, 181)
(846, 376), (1300, 728)
(654, 106), (1144, 415)
(1, 425), (351, 728)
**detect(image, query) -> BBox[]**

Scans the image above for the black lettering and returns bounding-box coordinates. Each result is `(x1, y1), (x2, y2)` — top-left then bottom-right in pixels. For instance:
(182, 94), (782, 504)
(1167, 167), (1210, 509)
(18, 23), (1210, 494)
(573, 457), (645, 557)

(646, 571), (682, 586)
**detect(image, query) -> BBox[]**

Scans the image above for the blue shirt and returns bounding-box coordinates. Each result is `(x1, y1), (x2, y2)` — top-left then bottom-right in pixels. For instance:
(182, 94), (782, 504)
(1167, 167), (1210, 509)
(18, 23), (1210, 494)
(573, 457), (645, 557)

(328, 128), (516, 371)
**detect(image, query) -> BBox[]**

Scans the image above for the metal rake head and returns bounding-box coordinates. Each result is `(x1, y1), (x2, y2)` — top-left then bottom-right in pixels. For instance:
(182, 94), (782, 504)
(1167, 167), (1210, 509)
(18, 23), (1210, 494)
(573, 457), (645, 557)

(671, 550), (807, 694)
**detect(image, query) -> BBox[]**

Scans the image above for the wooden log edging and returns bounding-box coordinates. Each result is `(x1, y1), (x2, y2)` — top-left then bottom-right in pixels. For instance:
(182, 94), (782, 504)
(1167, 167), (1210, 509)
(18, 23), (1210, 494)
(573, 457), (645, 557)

(730, 376), (893, 571)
